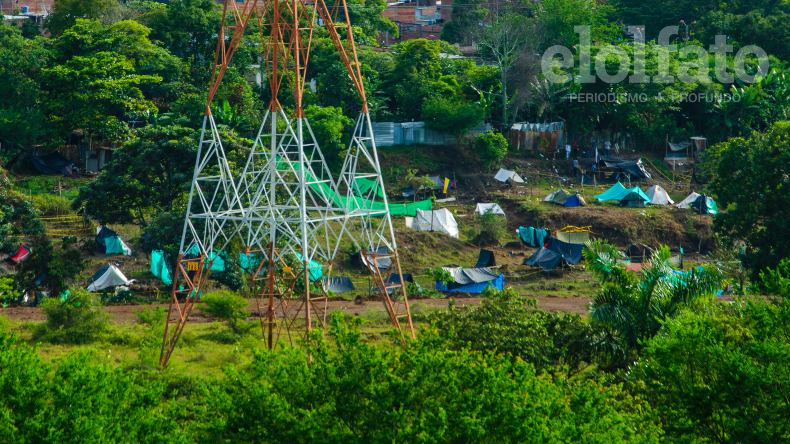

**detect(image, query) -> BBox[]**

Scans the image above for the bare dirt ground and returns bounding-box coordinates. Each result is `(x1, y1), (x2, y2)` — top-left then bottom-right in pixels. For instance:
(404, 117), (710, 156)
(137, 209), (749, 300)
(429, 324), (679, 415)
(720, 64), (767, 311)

(1, 295), (744, 324)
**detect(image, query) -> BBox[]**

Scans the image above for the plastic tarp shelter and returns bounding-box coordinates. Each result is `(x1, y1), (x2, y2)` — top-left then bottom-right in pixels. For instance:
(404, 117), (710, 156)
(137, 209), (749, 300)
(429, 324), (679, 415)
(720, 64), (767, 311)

(547, 238), (584, 265)
(599, 156), (651, 179)
(493, 168), (525, 184)
(186, 245), (226, 272)
(104, 236), (132, 256)
(86, 264), (132, 292)
(150, 250), (172, 285)
(676, 192), (701, 209)
(475, 249), (496, 268)
(7, 244), (31, 263)
(564, 194), (586, 207)
(353, 177), (385, 199)
(595, 182), (629, 202)
(691, 195), (718, 214)
(519, 226), (548, 247)
(412, 208), (459, 238)
(474, 203), (505, 216)
(358, 246), (392, 273)
(555, 230), (589, 245)
(620, 191), (648, 208)
(374, 273), (417, 295)
(646, 185), (674, 205)
(435, 267), (504, 293)
(545, 189), (572, 205)
(96, 226), (117, 254)
(30, 151), (74, 175)
(523, 248), (563, 271)
(321, 277), (355, 294)
(294, 252), (323, 282)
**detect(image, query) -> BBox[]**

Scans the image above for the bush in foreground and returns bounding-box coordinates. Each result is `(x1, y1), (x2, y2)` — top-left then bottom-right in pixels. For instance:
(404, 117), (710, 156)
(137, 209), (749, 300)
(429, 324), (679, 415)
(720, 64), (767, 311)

(33, 289), (108, 344)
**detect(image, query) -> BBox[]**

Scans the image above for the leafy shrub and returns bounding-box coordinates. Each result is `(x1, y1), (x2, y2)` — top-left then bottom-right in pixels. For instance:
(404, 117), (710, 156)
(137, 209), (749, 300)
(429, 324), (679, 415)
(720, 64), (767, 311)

(33, 289), (108, 344)
(134, 307), (168, 368)
(467, 209), (508, 246)
(200, 291), (253, 335)
(475, 131), (508, 166)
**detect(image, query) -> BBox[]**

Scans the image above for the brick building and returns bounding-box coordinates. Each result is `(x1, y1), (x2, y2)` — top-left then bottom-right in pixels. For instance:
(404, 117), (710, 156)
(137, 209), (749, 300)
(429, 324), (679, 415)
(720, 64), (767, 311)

(378, 0), (450, 46)
(0, 0), (54, 15)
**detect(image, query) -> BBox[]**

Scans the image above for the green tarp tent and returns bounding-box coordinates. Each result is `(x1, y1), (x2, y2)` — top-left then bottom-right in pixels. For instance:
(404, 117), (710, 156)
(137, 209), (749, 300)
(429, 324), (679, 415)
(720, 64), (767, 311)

(691, 195), (719, 214)
(354, 177), (385, 199)
(151, 250), (172, 285)
(620, 191), (648, 208)
(104, 236), (131, 255)
(186, 245), (226, 271)
(294, 252), (323, 282)
(594, 182), (629, 202)
(550, 189), (572, 205)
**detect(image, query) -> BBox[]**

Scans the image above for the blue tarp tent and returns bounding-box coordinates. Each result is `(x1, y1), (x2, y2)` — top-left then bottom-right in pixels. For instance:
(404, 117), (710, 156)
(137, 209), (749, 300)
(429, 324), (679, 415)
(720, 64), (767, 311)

(547, 238), (584, 265)
(564, 194), (586, 207)
(435, 267), (504, 294)
(594, 182), (629, 202)
(522, 248), (564, 271)
(150, 250), (172, 285)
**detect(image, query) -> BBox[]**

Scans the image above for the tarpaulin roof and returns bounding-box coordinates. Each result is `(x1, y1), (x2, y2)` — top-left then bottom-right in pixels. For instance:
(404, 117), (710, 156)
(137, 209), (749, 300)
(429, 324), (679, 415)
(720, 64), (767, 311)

(7, 244), (31, 263)
(321, 277), (355, 294)
(30, 151), (74, 175)
(441, 267), (499, 285)
(691, 195), (718, 214)
(599, 156), (651, 179)
(475, 249), (496, 268)
(668, 141), (691, 151)
(360, 246), (392, 272)
(493, 168), (525, 184)
(549, 189), (572, 205)
(96, 226), (117, 254)
(186, 245), (226, 272)
(595, 182), (629, 201)
(523, 248), (563, 271)
(436, 270), (504, 293)
(374, 273), (417, 295)
(87, 264), (132, 292)
(620, 190), (648, 208)
(474, 203), (505, 216)
(151, 250), (172, 285)
(555, 230), (589, 245)
(676, 192), (701, 209)
(646, 185), (674, 205)
(104, 236), (132, 256)
(547, 238), (584, 265)
(519, 226), (548, 248)
(353, 177), (385, 199)
(412, 208), (459, 238)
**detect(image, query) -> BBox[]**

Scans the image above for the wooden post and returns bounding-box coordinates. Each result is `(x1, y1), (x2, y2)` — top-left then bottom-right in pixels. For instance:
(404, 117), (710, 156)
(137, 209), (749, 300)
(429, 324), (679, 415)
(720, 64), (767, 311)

(58, 180), (61, 197)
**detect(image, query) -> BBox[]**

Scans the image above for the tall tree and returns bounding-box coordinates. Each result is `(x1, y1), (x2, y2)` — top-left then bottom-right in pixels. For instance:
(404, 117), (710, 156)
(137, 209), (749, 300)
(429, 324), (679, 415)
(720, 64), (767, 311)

(44, 0), (117, 36)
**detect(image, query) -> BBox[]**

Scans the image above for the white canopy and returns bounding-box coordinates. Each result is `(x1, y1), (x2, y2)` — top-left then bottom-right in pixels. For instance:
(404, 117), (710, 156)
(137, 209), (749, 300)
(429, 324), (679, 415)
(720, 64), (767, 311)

(412, 208), (459, 238)
(474, 203), (506, 216)
(87, 265), (133, 292)
(646, 185), (674, 205)
(493, 168), (525, 184)
(676, 192), (701, 209)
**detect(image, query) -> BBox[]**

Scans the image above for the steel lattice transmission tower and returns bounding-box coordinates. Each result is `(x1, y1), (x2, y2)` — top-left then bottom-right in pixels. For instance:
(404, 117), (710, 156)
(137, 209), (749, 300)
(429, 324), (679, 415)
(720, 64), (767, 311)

(160, 0), (414, 369)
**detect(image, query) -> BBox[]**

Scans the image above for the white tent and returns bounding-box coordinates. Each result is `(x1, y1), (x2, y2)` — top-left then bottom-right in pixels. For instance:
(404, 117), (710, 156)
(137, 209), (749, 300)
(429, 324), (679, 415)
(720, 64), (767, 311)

(646, 185), (674, 205)
(411, 208), (459, 238)
(676, 192), (701, 209)
(474, 203), (506, 216)
(86, 264), (133, 292)
(493, 168), (525, 184)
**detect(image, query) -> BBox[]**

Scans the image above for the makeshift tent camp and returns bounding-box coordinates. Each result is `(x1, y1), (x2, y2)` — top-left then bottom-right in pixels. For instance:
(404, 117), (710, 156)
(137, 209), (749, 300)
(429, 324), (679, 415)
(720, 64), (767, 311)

(599, 156), (651, 179)
(401, 175), (445, 197)
(95, 226), (117, 254)
(676, 192), (701, 209)
(411, 208), (459, 238)
(523, 248), (564, 271)
(493, 168), (525, 184)
(645, 185), (674, 205)
(620, 191), (648, 208)
(86, 264), (132, 292)
(7, 244), (31, 263)
(475, 249), (496, 268)
(294, 252), (323, 282)
(474, 203), (505, 216)
(547, 238), (584, 265)
(353, 177), (385, 199)
(150, 250), (172, 285)
(519, 226), (549, 247)
(104, 235), (132, 255)
(30, 151), (74, 175)
(690, 194), (718, 214)
(184, 245), (226, 271)
(564, 194), (586, 207)
(374, 273), (418, 295)
(549, 189), (572, 205)
(435, 267), (504, 293)
(321, 277), (355, 294)
(555, 228), (590, 245)
(594, 182), (629, 202)
(578, 174), (594, 185)
(358, 246), (392, 272)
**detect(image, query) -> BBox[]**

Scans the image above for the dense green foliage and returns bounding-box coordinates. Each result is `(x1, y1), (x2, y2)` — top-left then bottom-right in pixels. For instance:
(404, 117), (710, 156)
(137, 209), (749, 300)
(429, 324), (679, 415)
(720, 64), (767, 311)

(474, 131), (509, 166)
(33, 290), (108, 344)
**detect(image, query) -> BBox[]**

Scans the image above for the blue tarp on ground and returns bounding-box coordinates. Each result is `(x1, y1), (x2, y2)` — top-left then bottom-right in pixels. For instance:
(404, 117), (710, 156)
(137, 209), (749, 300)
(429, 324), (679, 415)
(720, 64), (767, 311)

(547, 238), (584, 265)
(150, 250), (172, 285)
(522, 248), (564, 271)
(519, 226), (548, 247)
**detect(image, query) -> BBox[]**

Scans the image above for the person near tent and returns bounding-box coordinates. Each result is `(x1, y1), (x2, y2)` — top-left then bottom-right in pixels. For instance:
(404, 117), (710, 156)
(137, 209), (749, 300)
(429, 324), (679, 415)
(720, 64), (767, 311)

(565, 143), (571, 159)
(594, 144), (599, 164)
(604, 140), (611, 156)
(572, 158), (579, 176)
(572, 140), (579, 157)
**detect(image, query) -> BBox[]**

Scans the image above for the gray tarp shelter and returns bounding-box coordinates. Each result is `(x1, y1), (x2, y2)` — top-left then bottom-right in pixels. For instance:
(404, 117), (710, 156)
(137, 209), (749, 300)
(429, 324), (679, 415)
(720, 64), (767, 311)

(523, 248), (563, 271)
(599, 156), (651, 179)
(30, 151), (74, 175)
(321, 277), (355, 294)
(475, 249), (496, 268)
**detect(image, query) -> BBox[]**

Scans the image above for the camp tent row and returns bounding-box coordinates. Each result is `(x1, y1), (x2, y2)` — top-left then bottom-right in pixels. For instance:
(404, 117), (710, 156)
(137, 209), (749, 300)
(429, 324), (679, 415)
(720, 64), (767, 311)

(523, 238), (585, 271)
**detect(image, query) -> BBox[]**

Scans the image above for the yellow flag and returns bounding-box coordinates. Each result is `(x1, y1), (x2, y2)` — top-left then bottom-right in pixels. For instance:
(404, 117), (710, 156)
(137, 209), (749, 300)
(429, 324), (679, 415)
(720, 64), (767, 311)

(443, 177), (450, 194)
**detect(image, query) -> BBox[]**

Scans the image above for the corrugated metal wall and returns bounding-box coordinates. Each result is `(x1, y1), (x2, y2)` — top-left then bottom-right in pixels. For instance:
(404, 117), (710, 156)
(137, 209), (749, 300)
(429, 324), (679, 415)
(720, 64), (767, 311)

(369, 122), (492, 146)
